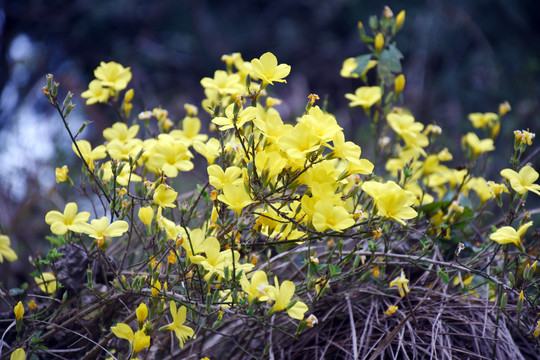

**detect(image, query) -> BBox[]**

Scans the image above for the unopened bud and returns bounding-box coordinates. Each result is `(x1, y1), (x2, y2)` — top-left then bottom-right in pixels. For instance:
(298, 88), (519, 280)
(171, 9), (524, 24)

(394, 74), (405, 94)
(383, 6), (393, 19)
(498, 101), (511, 116)
(396, 10), (406, 29)
(375, 33), (384, 52)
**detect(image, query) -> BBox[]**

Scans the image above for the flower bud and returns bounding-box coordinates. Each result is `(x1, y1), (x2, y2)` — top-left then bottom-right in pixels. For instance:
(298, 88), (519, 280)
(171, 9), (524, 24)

(136, 302), (148, 327)
(375, 33), (384, 52)
(383, 6), (393, 19)
(396, 10), (406, 29)
(498, 101), (511, 116)
(14, 301), (24, 321)
(394, 74), (405, 94)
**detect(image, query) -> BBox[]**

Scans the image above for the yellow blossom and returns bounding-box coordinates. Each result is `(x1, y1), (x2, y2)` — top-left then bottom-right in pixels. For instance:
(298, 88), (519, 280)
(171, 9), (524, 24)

(80, 217), (129, 249)
(193, 138), (221, 165)
(153, 184), (178, 208)
(35, 272), (57, 294)
(384, 305), (398, 316)
(0, 234), (17, 263)
(389, 270), (410, 297)
(45, 202), (90, 235)
(345, 86), (381, 109)
(94, 61), (132, 91)
(468, 112), (498, 129)
(160, 301), (194, 348)
(218, 183), (255, 215)
(490, 221), (533, 249)
(340, 58), (377, 78)
(138, 206), (154, 226)
(269, 276), (309, 320)
(501, 166), (540, 195)
(103, 122), (139, 142)
(514, 130), (535, 146)
(81, 79), (110, 104)
(240, 270), (270, 302)
(10, 348), (25, 360)
(55, 165), (69, 183)
(462, 132), (495, 156)
(73, 140), (107, 172)
(250, 52), (291, 86)
(28, 300), (37, 312)
(362, 180), (418, 225)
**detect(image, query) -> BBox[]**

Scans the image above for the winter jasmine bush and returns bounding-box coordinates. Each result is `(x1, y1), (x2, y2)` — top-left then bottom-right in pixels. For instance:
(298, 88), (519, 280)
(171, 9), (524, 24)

(2, 6), (540, 360)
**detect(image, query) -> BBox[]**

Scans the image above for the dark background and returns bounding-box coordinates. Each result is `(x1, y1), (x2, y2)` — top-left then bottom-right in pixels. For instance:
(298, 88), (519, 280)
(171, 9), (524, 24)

(1, 0), (539, 286)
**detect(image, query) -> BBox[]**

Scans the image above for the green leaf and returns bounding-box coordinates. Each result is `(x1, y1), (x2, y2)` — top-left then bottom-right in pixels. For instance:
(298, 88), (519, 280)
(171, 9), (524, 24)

(351, 54), (372, 77)
(379, 44), (403, 72)
(329, 264), (341, 277)
(437, 268), (449, 284)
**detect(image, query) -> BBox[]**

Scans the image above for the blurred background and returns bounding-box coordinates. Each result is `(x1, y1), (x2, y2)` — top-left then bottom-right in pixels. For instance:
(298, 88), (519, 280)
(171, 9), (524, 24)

(1, 0), (539, 287)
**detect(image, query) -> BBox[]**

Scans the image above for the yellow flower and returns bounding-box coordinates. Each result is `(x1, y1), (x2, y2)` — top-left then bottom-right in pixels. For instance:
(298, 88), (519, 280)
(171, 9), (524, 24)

(340, 58), (377, 78)
(240, 270), (270, 302)
(45, 202), (90, 235)
(345, 86), (381, 109)
(362, 181), (418, 225)
(81, 79), (110, 104)
(103, 122), (139, 142)
(534, 320), (540, 337)
(138, 206), (154, 226)
(468, 112), (498, 129)
(72, 140), (107, 172)
(80, 217), (129, 248)
(193, 138), (221, 165)
(133, 329), (151, 354)
(213, 104), (257, 131)
(94, 61), (132, 91)
(384, 305), (398, 316)
(136, 303), (148, 326)
(514, 130), (535, 146)
(387, 113), (429, 152)
(35, 272), (57, 294)
(462, 132), (495, 156)
(389, 270), (410, 297)
(10, 348), (25, 360)
(270, 276), (309, 320)
(501, 166), (540, 195)
(55, 165), (69, 183)
(490, 221), (533, 248)
(312, 200), (355, 232)
(208, 165), (243, 190)
(200, 70), (243, 95)
(217, 183), (255, 215)
(111, 322), (134, 341)
(28, 300), (37, 312)
(151, 279), (161, 296)
(14, 301), (24, 321)
(251, 52), (291, 85)
(0, 234), (18, 263)
(146, 135), (194, 178)
(160, 301), (194, 348)
(153, 184), (178, 208)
